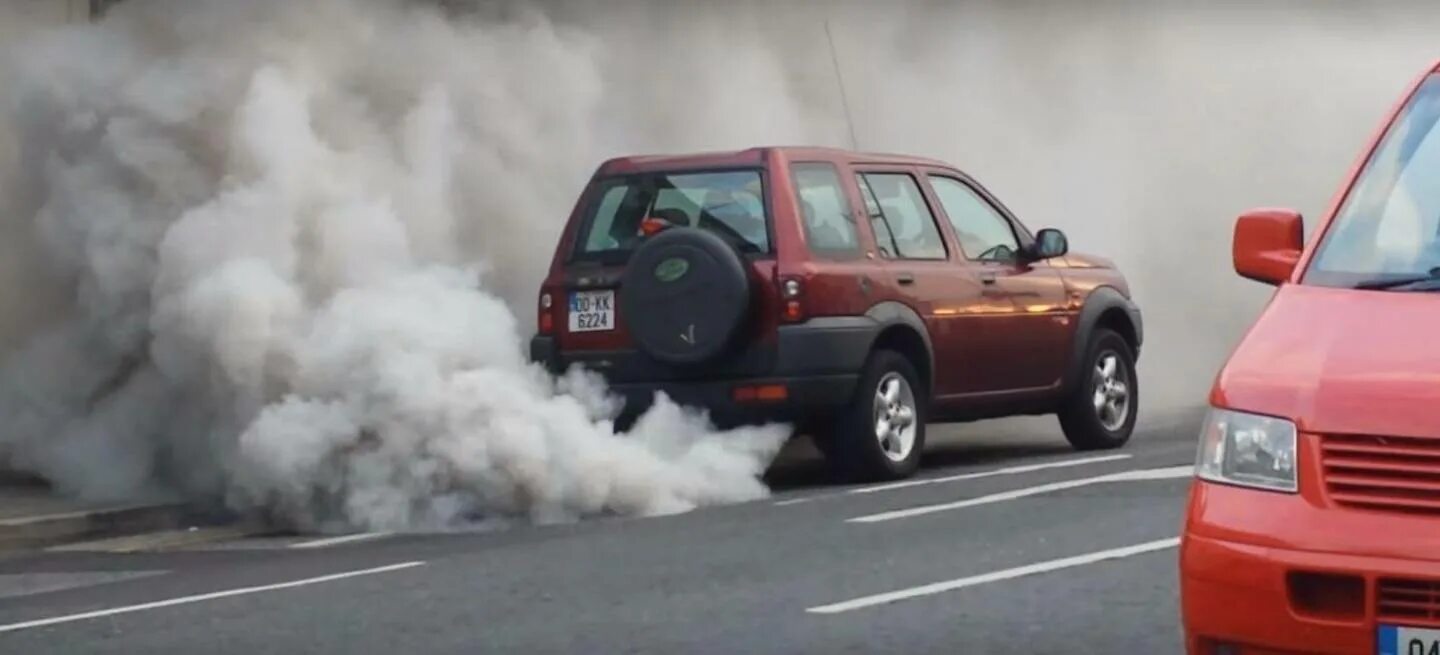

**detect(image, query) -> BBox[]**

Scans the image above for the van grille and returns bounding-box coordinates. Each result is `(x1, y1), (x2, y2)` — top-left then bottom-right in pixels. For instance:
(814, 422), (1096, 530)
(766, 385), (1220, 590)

(1378, 578), (1440, 625)
(1320, 434), (1440, 514)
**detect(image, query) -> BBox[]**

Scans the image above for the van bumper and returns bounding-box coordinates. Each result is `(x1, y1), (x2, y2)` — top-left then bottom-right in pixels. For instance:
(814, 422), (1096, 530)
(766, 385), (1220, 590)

(1181, 480), (1440, 654)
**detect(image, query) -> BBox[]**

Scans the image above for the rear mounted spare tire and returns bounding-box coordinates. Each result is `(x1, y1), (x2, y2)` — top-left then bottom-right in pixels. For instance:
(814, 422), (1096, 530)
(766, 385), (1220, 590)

(620, 227), (751, 366)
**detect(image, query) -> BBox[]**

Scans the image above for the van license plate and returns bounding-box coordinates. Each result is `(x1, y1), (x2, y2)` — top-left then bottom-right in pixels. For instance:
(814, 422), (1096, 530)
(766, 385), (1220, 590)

(568, 290), (615, 333)
(1380, 625), (1440, 655)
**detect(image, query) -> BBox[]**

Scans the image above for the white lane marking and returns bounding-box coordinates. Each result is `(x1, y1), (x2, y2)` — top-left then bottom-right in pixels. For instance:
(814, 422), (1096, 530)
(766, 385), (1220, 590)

(772, 454), (1133, 506)
(806, 537), (1180, 614)
(852, 454), (1133, 494)
(289, 532), (394, 549)
(848, 465), (1194, 523)
(0, 561), (425, 634)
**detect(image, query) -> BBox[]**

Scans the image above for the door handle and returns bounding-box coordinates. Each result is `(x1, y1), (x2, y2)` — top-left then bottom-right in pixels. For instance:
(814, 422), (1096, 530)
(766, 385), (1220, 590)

(897, 272), (915, 285)
(979, 272), (997, 285)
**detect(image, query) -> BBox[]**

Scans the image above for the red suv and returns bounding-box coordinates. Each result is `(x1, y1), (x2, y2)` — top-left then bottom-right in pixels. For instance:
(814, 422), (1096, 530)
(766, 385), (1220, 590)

(530, 147), (1143, 480)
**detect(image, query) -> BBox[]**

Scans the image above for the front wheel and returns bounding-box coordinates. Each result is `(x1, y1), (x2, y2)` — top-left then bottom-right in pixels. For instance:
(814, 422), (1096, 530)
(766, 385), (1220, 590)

(819, 350), (927, 481)
(1059, 329), (1138, 450)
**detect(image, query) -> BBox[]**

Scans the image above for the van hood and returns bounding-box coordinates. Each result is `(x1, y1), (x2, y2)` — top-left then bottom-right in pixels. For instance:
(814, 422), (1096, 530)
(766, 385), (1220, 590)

(1215, 284), (1440, 438)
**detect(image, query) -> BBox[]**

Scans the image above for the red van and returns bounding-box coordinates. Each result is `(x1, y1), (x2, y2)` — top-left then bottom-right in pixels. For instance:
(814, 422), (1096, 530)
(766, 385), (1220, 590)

(1181, 62), (1440, 653)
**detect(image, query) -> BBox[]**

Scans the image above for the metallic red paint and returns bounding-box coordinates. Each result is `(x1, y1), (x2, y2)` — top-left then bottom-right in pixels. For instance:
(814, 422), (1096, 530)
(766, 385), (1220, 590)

(1182, 60), (1440, 653)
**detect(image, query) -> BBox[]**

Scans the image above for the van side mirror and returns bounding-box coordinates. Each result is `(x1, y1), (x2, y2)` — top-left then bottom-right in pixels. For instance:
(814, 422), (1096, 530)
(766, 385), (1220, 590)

(1234, 208), (1304, 285)
(1027, 228), (1069, 260)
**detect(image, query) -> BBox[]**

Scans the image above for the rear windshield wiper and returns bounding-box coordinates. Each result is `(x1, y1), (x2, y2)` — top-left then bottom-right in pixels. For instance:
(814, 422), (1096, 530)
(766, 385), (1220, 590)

(1353, 267), (1440, 291)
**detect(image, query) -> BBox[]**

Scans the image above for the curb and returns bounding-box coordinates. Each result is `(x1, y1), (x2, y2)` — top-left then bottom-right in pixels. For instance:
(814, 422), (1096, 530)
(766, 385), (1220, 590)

(47, 523), (278, 553)
(0, 503), (191, 552)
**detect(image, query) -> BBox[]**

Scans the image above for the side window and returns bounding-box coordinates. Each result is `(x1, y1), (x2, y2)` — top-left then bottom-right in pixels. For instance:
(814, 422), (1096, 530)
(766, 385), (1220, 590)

(930, 177), (1020, 262)
(856, 173), (947, 260)
(792, 163), (860, 256)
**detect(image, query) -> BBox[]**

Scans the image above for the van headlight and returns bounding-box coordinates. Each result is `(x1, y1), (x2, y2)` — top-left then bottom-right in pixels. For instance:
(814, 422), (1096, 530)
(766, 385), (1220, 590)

(1195, 408), (1298, 493)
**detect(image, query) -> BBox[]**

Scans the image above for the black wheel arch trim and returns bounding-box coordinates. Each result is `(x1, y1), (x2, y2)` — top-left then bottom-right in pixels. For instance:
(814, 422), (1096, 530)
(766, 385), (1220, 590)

(1063, 286), (1143, 393)
(862, 301), (935, 391)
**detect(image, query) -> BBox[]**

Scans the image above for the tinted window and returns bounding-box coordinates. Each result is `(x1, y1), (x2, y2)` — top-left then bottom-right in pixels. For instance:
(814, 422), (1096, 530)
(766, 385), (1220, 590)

(793, 163), (860, 256)
(856, 173), (947, 260)
(930, 177), (1020, 262)
(575, 171), (768, 261)
(1308, 75), (1440, 286)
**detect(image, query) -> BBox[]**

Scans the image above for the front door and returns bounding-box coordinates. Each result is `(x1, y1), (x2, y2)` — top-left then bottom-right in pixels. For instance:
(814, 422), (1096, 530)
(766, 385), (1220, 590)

(925, 174), (1073, 391)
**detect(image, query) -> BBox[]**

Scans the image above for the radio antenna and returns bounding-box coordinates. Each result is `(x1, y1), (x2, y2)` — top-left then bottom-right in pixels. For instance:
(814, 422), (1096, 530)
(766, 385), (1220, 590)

(824, 20), (861, 151)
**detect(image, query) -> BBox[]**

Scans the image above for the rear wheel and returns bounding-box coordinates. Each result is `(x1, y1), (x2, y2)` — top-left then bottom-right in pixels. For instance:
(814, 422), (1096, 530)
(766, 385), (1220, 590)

(1059, 329), (1138, 450)
(820, 350), (927, 481)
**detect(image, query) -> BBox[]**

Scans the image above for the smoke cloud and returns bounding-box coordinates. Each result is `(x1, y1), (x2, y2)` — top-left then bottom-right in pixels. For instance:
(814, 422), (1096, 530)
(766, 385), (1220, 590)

(0, 0), (1437, 529)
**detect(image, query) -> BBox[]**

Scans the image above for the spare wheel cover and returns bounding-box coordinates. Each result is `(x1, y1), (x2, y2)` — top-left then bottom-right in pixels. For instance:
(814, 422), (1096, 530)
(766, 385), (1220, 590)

(620, 228), (751, 365)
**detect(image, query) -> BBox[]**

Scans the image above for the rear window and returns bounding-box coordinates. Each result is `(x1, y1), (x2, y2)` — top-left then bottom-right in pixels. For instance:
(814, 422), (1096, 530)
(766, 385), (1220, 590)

(574, 170), (769, 261)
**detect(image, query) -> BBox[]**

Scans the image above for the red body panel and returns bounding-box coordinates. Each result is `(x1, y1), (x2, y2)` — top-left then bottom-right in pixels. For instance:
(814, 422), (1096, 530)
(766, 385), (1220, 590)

(1181, 60), (1440, 653)
(537, 146), (1126, 412)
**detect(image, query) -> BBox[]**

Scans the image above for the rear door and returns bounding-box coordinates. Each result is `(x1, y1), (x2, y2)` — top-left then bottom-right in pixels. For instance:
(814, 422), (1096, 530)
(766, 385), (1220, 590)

(558, 169), (779, 381)
(925, 172), (1073, 391)
(852, 168), (1001, 397)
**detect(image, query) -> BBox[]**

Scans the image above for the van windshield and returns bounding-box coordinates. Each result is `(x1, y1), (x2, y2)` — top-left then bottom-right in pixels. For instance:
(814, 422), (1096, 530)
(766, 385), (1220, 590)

(573, 170), (769, 262)
(1308, 74), (1440, 287)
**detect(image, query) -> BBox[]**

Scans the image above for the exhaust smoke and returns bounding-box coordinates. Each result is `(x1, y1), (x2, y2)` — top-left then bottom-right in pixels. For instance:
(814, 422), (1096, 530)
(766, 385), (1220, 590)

(0, 0), (789, 531)
(1, 0), (1437, 529)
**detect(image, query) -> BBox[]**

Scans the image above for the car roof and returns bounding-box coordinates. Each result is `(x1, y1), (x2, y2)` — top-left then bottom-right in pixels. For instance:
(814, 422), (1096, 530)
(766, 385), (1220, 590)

(596, 146), (955, 175)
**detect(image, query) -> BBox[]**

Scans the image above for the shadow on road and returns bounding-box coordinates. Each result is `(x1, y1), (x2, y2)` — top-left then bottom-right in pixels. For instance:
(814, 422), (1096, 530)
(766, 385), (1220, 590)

(763, 409), (1203, 492)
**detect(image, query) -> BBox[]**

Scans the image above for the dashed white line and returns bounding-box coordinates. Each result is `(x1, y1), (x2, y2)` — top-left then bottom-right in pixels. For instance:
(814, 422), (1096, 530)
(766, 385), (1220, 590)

(852, 454), (1134, 494)
(289, 532), (394, 549)
(772, 454), (1133, 506)
(0, 561), (426, 634)
(847, 465), (1194, 523)
(805, 537), (1181, 614)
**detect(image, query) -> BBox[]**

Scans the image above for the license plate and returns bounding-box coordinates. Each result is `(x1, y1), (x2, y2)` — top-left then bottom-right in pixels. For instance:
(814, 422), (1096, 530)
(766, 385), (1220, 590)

(567, 290), (615, 333)
(1380, 625), (1440, 655)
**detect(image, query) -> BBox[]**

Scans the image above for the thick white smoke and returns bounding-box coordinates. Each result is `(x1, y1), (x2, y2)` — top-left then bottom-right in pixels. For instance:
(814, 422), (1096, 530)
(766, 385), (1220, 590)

(1, 0), (1438, 529)
(0, 0), (788, 531)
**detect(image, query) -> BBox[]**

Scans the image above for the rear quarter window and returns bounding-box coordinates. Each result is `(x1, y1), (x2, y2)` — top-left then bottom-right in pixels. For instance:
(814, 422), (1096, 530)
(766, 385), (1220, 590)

(793, 163), (861, 257)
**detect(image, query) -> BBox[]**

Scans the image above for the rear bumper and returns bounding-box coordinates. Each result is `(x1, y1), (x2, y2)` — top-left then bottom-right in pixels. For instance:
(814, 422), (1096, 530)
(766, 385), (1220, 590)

(607, 374), (858, 428)
(529, 316), (878, 427)
(1181, 481), (1440, 654)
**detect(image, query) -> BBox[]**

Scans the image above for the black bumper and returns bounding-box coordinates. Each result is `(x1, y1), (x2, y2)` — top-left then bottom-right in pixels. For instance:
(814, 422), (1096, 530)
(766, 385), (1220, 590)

(605, 374), (858, 428)
(529, 316), (878, 427)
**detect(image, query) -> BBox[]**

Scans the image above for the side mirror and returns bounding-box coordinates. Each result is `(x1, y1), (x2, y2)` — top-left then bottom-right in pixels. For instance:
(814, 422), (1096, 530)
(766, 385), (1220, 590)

(1234, 208), (1304, 285)
(1028, 228), (1069, 260)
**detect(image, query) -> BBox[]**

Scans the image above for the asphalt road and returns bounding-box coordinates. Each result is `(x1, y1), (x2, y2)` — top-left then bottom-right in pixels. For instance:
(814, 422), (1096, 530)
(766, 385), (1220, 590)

(0, 408), (1202, 654)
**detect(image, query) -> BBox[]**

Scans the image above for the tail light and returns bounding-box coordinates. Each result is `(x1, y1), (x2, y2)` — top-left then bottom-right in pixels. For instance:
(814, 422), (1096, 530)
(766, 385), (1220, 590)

(538, 290), (555, 335)
(781, 277), (804, 322)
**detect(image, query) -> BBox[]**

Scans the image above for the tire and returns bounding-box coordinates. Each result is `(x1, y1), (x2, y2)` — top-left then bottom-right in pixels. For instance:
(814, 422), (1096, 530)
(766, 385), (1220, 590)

(1059, 328), (1138, 451)
(819, 350), (927, 481)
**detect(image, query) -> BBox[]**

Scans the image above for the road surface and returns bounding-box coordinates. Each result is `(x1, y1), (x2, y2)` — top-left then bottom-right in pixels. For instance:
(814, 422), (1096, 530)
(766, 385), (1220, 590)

(0, 410), (1201, 654)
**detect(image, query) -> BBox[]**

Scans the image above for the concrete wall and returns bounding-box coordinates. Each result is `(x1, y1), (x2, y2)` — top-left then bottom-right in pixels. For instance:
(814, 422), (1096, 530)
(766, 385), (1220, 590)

(9, 0), (93, 25)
